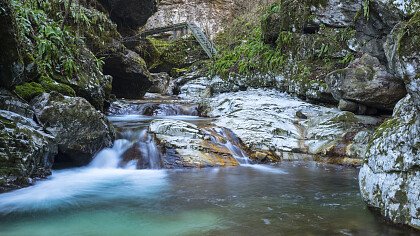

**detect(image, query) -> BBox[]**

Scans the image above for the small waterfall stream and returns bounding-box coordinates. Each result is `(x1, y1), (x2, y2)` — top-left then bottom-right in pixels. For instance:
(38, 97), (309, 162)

(99, 97), (253, 169)
(204, 127), (251, 165)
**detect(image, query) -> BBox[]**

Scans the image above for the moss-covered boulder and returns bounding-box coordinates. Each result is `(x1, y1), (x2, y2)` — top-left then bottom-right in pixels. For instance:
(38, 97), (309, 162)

(326, 54), (406, 111)
(146, 37), (207, 73)
(0, 110), (58, 193)
(359, 95), (420, 229)
(31, 92), (115, 166)
(0, 0), (25, 88)
(6, 0), (120, 110)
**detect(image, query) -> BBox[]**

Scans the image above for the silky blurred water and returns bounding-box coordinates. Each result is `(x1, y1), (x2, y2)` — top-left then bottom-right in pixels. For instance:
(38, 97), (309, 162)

(0, 162), (415, 236)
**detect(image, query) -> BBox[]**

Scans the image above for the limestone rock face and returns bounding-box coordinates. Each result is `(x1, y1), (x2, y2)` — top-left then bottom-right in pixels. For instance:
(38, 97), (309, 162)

(98, 0), (157, 32)
(149, 119), (239, 168)
(31, 92), (115, 166)
(313, 0), (362, 28)
(326, 54), (406, 111)
(143, 0), (236, 38)
(353, 0), (401, 62)
(384, 13), (420, 108)
(103, 50), (152, 99)
(0, 110), (57, 193)
(359, 95), (420, 229)
(207, 89), (379, 165)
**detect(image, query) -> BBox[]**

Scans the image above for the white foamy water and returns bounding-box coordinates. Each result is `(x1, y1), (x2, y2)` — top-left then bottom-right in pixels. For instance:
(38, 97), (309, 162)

(90, 139), (132, 169)
(0, 168), (167, 214)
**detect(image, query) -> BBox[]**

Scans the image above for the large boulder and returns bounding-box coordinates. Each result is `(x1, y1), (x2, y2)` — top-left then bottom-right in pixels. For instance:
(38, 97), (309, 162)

(31, 92), (115, 166)
(0, 0), (25, 89)
(359, 95), (420, 229)
(149, 120), (240, 168)
(103, 50), (153, 99)
(326, 54), (406, 111)
(0, 110), (57, 193)
(98, 0), (157, 32)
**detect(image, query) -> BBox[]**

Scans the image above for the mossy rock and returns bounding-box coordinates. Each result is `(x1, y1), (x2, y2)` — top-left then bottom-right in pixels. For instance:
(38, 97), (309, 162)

(14, 82), (45, 101)
(39, 76), (76, 97)
(147, 36), (207, 73)
(261, 0), (328, 44)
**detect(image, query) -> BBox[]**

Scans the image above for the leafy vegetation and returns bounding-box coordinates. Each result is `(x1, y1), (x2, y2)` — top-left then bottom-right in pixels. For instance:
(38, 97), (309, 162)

(10, 0), (114, 101)
(210, 0), (355, 81)
(211, 24), (286, 78)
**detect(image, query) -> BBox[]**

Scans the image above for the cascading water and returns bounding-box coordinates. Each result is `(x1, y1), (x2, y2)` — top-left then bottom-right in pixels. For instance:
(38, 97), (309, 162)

(204, 127), (251, 165)
(91, 128), (163, 170)
(0, 97), (412, 235)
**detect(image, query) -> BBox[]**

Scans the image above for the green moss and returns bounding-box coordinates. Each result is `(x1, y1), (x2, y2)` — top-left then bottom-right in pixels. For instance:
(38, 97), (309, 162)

(14, 82), (45, 101)
(39, 76), (76, 97)
(11, 0), (108, 103)
(170, 68), (189, 77)
(148, 36), (206, 73)
(322, 112), (358, 126)
(398, 12), (420, 56)
(0, 116), (17, 129)
(371, 118), (400, 142)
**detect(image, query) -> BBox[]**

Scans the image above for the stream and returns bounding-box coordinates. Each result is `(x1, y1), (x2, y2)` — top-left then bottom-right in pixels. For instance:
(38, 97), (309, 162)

(0, 95), (415, 235)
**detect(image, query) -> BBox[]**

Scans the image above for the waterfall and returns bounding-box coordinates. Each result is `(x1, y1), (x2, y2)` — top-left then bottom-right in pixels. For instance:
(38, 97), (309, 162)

(90, 128), (163, 170)
(90, 139), (132, 169)
(205, 127), (251, 165)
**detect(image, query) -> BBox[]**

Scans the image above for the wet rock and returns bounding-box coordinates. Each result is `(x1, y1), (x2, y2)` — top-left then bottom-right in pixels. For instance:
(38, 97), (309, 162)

(208, 89), (380, 164)
(98, 0), (157, 32)
(0, 88), (34, 118)
(103, 50), (153, 99)
(359, 95), (420, 229)
(296, 111), (308, 119)
(178, 77), (212, 100)
(149, 119), (239, 168)
(0, 0), (25, 89)
(326, 54), (406, 111)
(149, 72), (173, 95)
(31, 92), (115, 166)
(0, 110), (57, 192)
(107, 99), (200, 116)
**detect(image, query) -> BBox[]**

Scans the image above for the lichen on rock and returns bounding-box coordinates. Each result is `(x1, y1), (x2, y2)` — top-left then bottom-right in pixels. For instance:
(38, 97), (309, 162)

(0, 110), (57, 193)
(359, 95), (419, 229)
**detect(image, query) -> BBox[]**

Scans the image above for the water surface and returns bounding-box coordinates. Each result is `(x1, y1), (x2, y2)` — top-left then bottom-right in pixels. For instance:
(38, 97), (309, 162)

(0, 163), (414, 236)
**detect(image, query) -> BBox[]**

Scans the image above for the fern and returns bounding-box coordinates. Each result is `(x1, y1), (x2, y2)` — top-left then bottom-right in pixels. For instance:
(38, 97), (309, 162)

(363, 0), (370, 20)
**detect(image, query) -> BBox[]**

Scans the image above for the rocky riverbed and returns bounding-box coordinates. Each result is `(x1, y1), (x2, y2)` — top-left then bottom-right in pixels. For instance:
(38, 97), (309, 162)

(0, 0), (419, 232)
